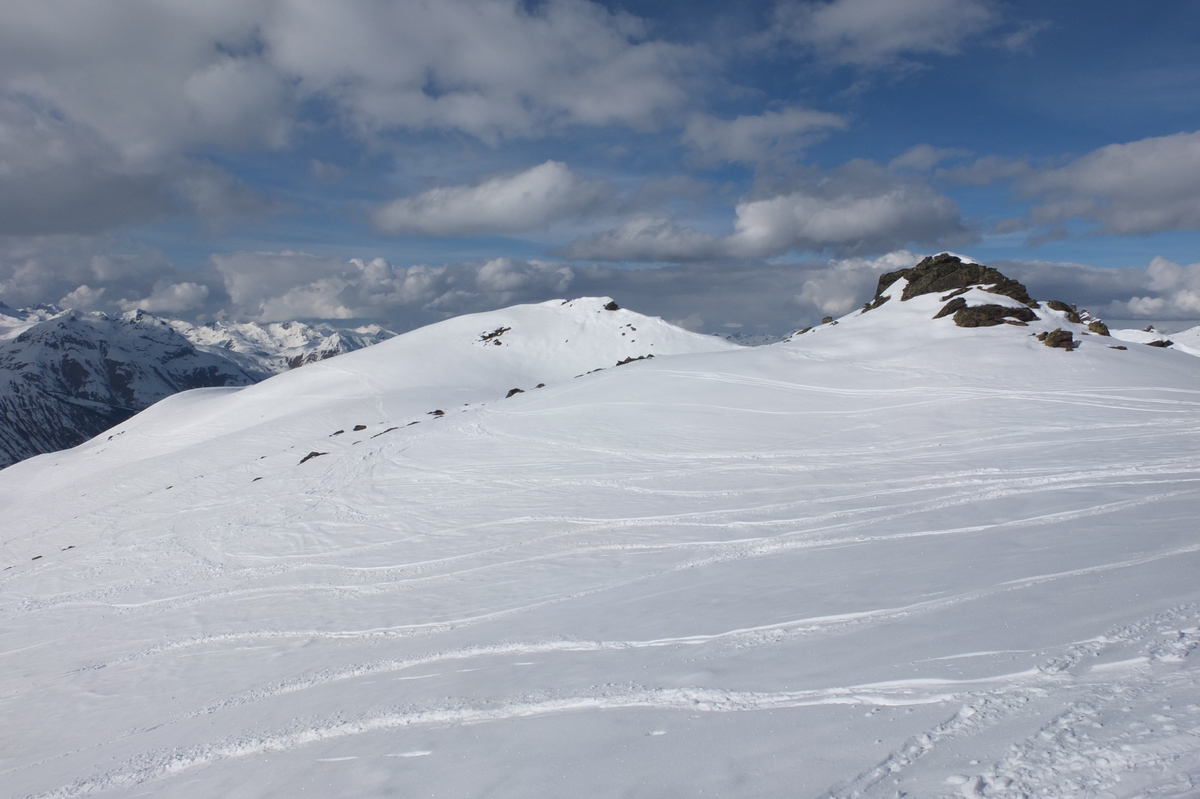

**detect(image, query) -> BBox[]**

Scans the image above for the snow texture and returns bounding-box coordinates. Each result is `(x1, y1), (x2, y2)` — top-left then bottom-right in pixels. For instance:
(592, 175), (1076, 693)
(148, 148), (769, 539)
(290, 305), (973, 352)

(1, 290), (1198, 799)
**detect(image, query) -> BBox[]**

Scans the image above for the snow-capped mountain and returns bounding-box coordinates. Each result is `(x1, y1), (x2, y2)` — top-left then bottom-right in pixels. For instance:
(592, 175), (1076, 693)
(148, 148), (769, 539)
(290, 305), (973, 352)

(2, 265), (1199, 798)
(0, 304), (395, 469)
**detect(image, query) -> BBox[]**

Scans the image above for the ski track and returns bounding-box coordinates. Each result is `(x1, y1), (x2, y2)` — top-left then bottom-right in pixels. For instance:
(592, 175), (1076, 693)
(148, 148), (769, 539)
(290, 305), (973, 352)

(20, 609), (1200, 799)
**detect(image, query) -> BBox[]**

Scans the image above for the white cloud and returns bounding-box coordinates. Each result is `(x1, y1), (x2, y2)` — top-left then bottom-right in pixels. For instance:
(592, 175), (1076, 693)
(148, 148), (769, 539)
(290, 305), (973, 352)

(561, 162), (971, 261)
(771, 0), (996, 67)
(683, 107), (846, 165)
(726, 180), (966, 257)
(558, 217), (721, 262)
(888, 144), (971, 172)
(117, 281), (210, 314)
(1021, 130), (1200, 236)
(373, 161), (613, 236)
(0, 0), (696, 233)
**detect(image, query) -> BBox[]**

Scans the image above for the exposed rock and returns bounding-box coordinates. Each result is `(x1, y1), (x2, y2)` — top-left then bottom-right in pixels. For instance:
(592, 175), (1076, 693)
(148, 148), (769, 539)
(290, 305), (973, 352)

(480, 326), (510, 342)
(603, 301), (620, 311)
(871, 253), (1036, 307)
(506, 388), (524, 398)
(821, 316), (835, 324)
(1145, 340), (1174, 348)
(1087, 321), (1111, 336)
(298, 451), (327, 464)
(616, 355), (654, 366)
(1037, 329), (1078, 351)
(933, 297), (966, 319)
(353, 424), (366, 431)
(1110, 346), (1128, 350)
(954, 304), (1038, 328)
(1045, 301), (1082, 324)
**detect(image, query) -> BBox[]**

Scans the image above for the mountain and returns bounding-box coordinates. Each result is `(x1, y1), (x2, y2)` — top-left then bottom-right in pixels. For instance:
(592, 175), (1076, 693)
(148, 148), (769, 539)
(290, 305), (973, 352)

(2, 270), (1199, 798)
(0, 304), (395, 469)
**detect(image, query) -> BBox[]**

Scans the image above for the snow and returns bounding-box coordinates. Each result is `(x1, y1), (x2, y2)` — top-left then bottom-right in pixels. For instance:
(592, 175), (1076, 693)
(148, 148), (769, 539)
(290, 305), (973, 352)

(1112, 324), (1200, 357)
(1, 293), (1198, 798)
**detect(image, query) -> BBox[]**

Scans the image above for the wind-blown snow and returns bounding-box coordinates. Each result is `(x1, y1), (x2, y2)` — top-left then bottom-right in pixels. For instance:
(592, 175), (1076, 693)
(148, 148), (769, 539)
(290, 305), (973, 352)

(1, 294), (1198, 798)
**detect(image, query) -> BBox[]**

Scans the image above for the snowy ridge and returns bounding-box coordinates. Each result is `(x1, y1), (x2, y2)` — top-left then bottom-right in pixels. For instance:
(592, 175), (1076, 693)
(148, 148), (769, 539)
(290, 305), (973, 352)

(0, 305), (396, 468)
(1, 272), (1199, 797)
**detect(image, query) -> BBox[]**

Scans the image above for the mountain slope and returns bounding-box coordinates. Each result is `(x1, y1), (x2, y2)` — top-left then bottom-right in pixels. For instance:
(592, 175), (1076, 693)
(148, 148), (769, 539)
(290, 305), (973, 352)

(1, 277), (1198, 798)
(0, 305), (395, 468)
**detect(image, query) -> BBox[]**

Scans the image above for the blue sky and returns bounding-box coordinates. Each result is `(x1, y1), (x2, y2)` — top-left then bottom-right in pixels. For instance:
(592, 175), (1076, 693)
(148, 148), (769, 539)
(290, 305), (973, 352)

(1, 0), (1199, 334)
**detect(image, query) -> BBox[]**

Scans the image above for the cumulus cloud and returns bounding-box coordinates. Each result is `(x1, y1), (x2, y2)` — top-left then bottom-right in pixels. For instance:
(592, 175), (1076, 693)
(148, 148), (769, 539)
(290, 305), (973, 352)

(0, 0), (696, 234)
(770, 0), (997, 67)
(0, 236), (186, 310)
(373, 161), (614, 236)
(725, 171), (970, 257)
(998, 255), (1200, 323)
(117, 281), (210, 314)
(562, 161), (972, 261)
(1020, 130), (1200, 236)
(683, 107), (846, 166)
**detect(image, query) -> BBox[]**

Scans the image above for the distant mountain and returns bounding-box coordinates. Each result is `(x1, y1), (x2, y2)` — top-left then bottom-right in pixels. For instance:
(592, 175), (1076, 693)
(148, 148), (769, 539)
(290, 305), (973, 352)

(0, 303), (394, 468)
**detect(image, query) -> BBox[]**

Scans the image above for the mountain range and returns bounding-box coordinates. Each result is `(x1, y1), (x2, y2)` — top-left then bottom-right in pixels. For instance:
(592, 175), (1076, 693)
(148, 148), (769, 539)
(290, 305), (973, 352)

(2, 256), (1199, 798)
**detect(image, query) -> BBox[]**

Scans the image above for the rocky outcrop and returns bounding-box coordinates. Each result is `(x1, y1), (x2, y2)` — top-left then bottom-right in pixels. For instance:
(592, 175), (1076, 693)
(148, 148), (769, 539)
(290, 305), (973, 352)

(870, 253), (1036, 307)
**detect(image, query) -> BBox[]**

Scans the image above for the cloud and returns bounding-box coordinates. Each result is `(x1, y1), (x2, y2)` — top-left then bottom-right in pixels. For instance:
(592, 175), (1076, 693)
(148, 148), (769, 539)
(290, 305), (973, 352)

(725, 167), (970, 257)
(558, 217), (720, 262)
(770, 0), (997, 67)
(372, 161), (614, 236)
(683, 107), (846, 165)
(206, 248), (922, 334)
(117, 281), (210, 314)
(0, 0), (697, 234)
(998, 255), (1200, 322)
(562, 161), (972, 261)
(1020, 130), (1200, 236)
(888, 144), (971, 172)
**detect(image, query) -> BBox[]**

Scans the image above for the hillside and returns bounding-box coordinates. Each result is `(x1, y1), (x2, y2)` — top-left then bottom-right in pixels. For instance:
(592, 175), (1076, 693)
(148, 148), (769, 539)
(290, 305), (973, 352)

(0, 304), (393, 468)
(1, 268), (1198, 799)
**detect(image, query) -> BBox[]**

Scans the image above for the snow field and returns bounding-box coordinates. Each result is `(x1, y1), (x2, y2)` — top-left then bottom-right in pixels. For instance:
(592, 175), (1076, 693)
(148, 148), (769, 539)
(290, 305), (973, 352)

(1, 293), (1199, 798)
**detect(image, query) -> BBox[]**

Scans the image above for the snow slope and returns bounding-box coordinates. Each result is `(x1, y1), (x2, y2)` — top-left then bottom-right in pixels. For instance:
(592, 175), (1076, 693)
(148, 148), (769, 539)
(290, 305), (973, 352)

(0, 305), (396, 468)
(1112, 325), (1200, 357)
(1, 287), (1198, 799)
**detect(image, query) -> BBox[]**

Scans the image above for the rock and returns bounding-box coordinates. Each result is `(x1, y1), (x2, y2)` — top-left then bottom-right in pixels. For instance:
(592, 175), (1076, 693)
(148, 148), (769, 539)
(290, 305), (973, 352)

(1036, 329), (1077, 350)
(603, 301), (620, 311)
(1045, 301), (1082, 324)
(1145, 340), (1174, 348)
(480, 326), (510, 342)
(821, 316), (834, 324)
(299, 451), (327, 464)
(506, 388), (524, 398)
(953, 304), (1038, 327)
(353, 424), (366, 431)
(933, 297), (967, 319)
(871, 253), (1036, 307)
(1087, 321), (1111, 336)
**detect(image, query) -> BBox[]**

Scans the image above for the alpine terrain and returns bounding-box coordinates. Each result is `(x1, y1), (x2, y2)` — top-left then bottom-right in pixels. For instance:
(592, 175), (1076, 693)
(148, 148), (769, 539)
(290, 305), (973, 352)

(2, 256), (1199, 798)
(0, 302), (393, 468)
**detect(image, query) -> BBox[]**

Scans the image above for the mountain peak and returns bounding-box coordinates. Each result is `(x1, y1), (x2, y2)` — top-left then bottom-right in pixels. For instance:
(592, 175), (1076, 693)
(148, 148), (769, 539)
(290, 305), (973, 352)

(869, 252), (1036, 309)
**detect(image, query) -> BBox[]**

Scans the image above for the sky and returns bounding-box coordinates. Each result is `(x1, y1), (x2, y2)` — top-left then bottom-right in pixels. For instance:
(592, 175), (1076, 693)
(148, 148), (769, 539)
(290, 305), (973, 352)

(1, 0), (1199, 336)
